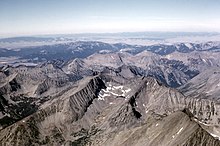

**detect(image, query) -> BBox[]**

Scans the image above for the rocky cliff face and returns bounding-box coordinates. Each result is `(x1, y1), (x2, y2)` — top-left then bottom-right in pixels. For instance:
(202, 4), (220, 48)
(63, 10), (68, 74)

(0, 63), (76, 130)
(0, 72), (220, 146)
(0, 76), (108, 145)
(90, 111), (220, 146)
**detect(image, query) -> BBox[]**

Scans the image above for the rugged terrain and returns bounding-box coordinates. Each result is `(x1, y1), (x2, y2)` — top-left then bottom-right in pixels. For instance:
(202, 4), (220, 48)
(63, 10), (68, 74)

(1, 38), (220, 145)
(0, 65), (220, 145)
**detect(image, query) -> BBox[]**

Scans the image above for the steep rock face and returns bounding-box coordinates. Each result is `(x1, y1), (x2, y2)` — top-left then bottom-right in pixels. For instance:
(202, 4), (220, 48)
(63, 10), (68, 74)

(0, 72), (20, 95)
(183, 127), (220, 146)
(0, 64), (71, 97)
(178, 68), (220, 124)
(90, 111), (220, 146)
(86, 77), (220, 146)
(0, 74), (220, 146)
(0, 64), (75, 129)
(68, 76), (106, 121)
(127, 77), (220, 126)
(179, 68), (220, 99)
(0, 76), (106, 146)
(178, 68), (220, 138)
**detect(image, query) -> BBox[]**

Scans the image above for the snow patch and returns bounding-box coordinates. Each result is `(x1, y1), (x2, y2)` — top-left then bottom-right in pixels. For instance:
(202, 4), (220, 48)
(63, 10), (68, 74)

(98, 93), (110, 100)
(194, 118), (209, 126)
(185, 43), (193, 49)
(210, 133), (220, 140)
(111, 56), (115, 59)
(99, 83), (131, 98)
(202, 59), (207, 63)
(98, 96), (104, 100)
(124, 88), (131, 93)
(113, 85), (124, 89)
(177, 127), (183, 135)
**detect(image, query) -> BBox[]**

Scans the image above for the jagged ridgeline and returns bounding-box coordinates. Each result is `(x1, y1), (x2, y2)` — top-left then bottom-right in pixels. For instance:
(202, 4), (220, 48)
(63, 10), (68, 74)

(0, 63), (220, 146)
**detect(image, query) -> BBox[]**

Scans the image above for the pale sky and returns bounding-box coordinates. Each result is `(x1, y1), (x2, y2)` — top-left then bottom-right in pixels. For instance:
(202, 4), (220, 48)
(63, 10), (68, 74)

(0, 0), (220, 37)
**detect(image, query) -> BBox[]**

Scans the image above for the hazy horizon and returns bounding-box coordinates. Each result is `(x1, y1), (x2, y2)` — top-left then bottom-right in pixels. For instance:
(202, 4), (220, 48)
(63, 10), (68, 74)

(1, 0), (220, 37)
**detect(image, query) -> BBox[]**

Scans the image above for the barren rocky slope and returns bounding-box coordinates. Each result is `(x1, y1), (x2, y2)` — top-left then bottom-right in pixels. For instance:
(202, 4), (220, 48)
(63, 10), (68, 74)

(0, 70), (220, 146)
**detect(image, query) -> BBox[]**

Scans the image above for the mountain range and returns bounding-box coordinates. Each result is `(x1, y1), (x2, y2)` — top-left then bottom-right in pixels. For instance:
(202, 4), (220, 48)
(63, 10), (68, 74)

(1, 37), (220, 145)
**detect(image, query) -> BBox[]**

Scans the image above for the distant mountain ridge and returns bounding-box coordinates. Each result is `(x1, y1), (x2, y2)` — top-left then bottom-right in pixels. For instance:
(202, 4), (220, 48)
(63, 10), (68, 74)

(1, 41), (220, 62)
